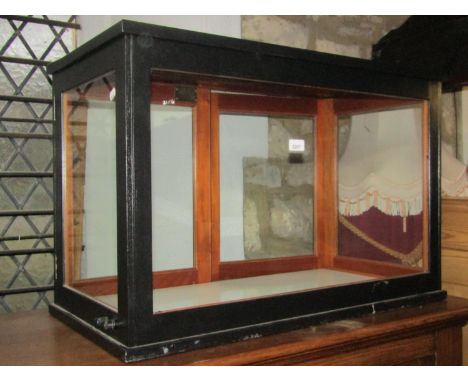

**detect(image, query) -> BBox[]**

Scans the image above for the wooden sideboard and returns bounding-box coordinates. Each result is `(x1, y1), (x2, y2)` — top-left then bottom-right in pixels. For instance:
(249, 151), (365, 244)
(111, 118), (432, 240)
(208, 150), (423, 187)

(442, 197), (468, 365)
(1, 296), (468, 366)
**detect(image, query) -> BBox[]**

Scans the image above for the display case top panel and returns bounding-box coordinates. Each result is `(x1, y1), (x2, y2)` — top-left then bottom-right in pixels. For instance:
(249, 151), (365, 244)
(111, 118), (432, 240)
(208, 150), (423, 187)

(47, 20), (433, 99)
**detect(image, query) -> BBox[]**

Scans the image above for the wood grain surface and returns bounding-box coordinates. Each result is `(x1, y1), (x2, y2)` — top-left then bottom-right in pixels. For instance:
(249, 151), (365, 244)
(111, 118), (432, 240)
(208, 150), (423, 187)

(442, 197), (468, 365)
(1, 296), (468, 365)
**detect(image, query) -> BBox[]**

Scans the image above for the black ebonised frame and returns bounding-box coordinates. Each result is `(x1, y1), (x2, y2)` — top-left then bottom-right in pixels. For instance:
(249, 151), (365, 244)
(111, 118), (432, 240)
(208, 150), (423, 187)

(48, 20), (444, 362)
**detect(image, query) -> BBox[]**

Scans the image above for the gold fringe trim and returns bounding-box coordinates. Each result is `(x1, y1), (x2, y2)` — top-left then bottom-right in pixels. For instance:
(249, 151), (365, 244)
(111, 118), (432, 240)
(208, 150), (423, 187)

(339, 189), (422, 217)
(339, 215), (422, 266)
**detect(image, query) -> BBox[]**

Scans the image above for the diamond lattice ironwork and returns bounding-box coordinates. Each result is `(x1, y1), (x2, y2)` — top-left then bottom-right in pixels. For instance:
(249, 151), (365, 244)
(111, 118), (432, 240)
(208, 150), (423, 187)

(0, 15), (79, 313)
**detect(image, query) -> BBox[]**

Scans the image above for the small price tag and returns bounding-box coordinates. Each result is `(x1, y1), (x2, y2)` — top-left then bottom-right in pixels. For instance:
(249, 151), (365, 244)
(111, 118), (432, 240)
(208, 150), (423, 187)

(289, 139), (305, 152)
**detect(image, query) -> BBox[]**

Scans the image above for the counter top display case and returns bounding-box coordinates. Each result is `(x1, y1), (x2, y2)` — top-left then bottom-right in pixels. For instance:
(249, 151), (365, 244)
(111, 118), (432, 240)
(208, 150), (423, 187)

(48, 20), (444, 362)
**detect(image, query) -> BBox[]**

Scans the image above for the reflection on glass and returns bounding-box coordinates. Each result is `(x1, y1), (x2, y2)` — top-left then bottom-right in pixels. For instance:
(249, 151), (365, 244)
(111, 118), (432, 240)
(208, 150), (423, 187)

(150, 105), (194, 272)
(219, 114), (315, 262)
(62, 73), (117, 304)
(338, 106), (424, 268)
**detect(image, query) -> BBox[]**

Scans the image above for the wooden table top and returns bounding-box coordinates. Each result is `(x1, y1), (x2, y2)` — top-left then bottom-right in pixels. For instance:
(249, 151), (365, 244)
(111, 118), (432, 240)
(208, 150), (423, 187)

(1, 296), (468, 365)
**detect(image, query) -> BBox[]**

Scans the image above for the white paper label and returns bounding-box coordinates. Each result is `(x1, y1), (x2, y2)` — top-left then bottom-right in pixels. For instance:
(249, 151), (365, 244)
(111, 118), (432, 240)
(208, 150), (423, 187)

(289, 139), (305, 152)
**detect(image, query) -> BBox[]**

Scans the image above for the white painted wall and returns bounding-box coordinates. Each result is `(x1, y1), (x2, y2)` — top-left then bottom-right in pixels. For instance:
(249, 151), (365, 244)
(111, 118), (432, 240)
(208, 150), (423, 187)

(219, 114), (269, 262)
(82, 101), (118, 278)
(151, 105), (194, 272)
(457, 88), (468, 165)
(77, 15), (241, 46)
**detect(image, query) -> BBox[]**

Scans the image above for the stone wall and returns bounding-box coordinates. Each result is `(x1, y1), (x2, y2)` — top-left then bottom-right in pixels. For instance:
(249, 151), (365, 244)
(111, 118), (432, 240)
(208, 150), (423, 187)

(241, 15), (457, 155)
(243, 117), (314, 259)
(242, 16), (409, 58)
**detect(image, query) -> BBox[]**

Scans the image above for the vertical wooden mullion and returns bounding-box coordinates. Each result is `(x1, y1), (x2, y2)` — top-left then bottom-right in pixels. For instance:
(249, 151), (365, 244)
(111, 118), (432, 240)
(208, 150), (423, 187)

(210, 93), (220, 281)
(315, 99), (338, 268)
(194, 87), (212, 283)
(422, 101), (430, 272)
(427, 82), (442, 289)
(71, 102), (88, 282)
(62, 95), (89, 284)
(62, 93), (75, 284)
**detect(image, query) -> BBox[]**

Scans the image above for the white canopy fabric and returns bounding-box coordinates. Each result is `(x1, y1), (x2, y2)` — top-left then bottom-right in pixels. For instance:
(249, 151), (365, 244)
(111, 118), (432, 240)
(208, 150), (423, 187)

(441, 143), (468, 197)
(339, 107), (468, 217)
(338, 108), (423, 217)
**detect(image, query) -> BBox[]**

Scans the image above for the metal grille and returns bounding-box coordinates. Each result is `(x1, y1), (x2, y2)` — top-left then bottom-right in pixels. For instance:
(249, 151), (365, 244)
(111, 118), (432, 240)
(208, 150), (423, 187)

(0, 15), (79, 313)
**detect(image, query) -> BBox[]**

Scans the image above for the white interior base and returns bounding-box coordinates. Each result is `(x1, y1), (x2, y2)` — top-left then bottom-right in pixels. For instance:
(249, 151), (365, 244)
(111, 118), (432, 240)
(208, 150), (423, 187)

(96, 269), (374, 313)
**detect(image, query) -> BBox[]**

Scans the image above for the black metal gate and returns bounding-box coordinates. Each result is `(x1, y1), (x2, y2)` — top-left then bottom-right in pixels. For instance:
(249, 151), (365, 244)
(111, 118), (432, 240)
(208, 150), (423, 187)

(0, 15), (79, 313)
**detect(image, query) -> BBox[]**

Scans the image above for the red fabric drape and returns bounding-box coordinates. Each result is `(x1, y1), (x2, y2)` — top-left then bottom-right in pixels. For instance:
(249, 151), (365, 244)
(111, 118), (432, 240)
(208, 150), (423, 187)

(338, 207), (422, 264)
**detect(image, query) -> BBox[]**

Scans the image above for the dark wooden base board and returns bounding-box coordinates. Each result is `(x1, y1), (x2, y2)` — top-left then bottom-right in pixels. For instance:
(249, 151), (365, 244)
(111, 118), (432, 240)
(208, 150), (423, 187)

(50, 290), (447, 363)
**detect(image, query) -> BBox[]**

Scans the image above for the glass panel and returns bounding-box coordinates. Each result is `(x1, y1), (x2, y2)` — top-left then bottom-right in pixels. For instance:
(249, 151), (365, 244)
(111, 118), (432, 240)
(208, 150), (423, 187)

(62, 73), (118, 308)
(150, 105), (194, 272)
(220, 114), (314, 261)
(142, 79), (428, 314)
(338, 105), (425, 269)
